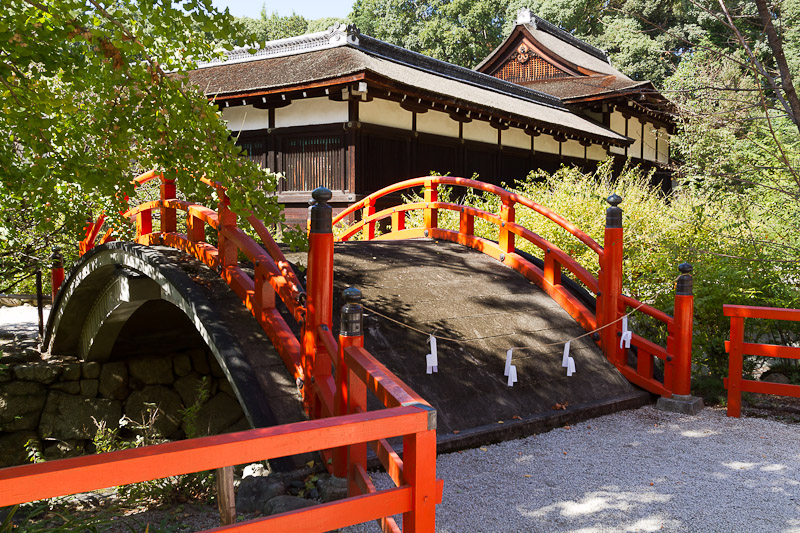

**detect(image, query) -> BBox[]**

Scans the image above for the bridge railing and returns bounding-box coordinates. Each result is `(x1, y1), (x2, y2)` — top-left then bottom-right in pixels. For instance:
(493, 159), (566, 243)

(0, 403), (435, 531)
(78, 171), (307, 383)
(723, 304), (800, 417)
(331, 176), (694, 399)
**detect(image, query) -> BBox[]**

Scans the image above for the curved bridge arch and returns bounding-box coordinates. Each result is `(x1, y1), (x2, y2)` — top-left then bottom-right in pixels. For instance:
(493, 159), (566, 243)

(45, 241), (293, 429)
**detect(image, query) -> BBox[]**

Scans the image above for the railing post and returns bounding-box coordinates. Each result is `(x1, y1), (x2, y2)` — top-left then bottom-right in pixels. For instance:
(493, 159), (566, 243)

(304, 187), (334, 416)
(673, 263), (694, 396)
(424, 179), (437, 232)
(186, 210), (205, 243)
(334, 287), (363, 478)
(362, 198), (376, 240)
(727, 317), (744, 417)
(391, 208), (405, 233)
(49, 246), (64, 302)
(598, 194), (624, 366)
(159, 176), (177, 234)
(459, 208), (474, 237)
(403, 422), (438, 532)
(499, 200), (515, 254)
(217, 189), (238, 270)
(347, 361), (367, 497)
(544, 249), (561, 287)
(136, 209), (152, 240)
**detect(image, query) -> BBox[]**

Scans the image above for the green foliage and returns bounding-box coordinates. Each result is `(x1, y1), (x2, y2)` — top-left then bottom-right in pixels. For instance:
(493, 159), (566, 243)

(0, 0), (285, 292)
(403, 161), (800, 377)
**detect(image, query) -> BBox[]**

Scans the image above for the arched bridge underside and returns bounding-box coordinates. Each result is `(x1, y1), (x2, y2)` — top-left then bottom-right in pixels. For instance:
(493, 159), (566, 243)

(317, 239), (650, 449)
(44, 242), (305, 432)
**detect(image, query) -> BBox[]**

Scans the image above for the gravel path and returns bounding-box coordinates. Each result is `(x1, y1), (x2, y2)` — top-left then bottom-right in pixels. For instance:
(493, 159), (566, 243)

(0, 304), (48, 338)
(346, 406), (800, 533)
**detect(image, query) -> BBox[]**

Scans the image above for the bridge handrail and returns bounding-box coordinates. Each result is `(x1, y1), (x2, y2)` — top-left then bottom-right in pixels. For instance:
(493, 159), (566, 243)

(723, 304), (800, 417)
(332, 176), (604, 256)
(0, 406), (434, 531)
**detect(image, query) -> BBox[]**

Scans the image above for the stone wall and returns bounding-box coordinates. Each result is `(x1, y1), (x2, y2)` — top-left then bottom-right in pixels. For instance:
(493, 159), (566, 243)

(0, 346), (249, 468)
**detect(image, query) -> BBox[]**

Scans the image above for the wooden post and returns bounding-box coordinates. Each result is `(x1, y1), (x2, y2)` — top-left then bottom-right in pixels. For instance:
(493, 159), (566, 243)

(136, 210), (152, 240)
(727, 316), (744, 417)
(159, 176), (177, 233)
(217, 189), (238, 271)
(49, 246), (65, 302)
(347, 364), (367, 497)
(304, 188), (334, 416)
(544, 249), (561, 287)
(402, 427), (437, 532)
(599, 194), (624, 366)
(423, 180), (438, 231)
(391, 208), (405, 233)
(362, 198), (376, 240)
(673, 263), (694, 396)
(334, 287), (364, 478)
(186, 212), (205, 243)
(459, 209), (474, 237)
(216, 466), (236, 526)
(499, 200), (515, 254)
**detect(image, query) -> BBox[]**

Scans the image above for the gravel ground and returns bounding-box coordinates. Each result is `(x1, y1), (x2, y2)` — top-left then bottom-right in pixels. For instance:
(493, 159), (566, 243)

(345, 406), (800, 533)
(3, 306), (799, 532)
(0, 304), (48, 339)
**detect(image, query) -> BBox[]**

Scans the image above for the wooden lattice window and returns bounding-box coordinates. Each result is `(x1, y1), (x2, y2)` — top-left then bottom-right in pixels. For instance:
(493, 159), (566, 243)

(280, 134), (345, 192)
(493, 44), (570, 83)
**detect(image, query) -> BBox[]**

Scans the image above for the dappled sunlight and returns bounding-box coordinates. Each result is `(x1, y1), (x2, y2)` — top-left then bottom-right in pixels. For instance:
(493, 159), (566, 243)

(784, 519), (800, 533)
(761, 464), (786, 472)
(724, 461), (757, 471)
(572, 516), (682, 533)
(521, 490), (672, 519)
(681, 429), (719, 438)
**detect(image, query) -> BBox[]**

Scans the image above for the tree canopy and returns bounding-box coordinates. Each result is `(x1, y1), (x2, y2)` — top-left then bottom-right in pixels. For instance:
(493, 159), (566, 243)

(0, 0), (281, 291)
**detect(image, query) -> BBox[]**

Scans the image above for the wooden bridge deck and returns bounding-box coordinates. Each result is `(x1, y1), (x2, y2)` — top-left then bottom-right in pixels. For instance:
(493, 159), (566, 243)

(305, 239), (650, 450)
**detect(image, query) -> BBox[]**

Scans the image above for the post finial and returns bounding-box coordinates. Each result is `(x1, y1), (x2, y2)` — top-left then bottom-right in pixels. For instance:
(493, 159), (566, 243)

(678, 262), (693, 275)
(309, 188), (333, 234)
(607, 193), (622, 207)
(340, 286), (363, 337)
(605, 193), (623, 228)
(676, 262), (693, 295)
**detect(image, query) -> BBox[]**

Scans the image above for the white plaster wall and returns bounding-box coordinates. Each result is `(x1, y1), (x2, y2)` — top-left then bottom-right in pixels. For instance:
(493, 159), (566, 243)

(221, 105), (270, 132)
(657, 127), (670, 164)
(503, 127), (531, 150)
(643, 122), (657, 161)
(563, 139), (584, 159)
(416, 109), (460, 138)
(630, 120), (643, 158)
(462, 120), (497, 144)
(360, 98), (412, 130)
(587, 144), (608, 161)
(274, 98), (349, 128)
(609, 111), (627, 155)
(534, 134), (560, 155)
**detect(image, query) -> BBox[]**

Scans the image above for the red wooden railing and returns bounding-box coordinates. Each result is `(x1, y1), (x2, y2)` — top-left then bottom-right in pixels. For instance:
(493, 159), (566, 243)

(332, 176), (694, 398)
(21, 176), (442, 531)
(723, 304), (800, 417)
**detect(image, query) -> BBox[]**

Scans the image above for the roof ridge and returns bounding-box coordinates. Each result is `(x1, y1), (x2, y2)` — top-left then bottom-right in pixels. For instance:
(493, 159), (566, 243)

(526, 14), (609, 63)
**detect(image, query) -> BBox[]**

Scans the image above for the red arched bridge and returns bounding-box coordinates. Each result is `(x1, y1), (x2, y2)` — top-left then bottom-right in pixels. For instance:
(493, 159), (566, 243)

(1, 172), (695, 531)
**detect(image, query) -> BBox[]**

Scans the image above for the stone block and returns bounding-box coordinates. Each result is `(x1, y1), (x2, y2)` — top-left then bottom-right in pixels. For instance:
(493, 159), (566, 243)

(174, 373), (211, 407)
(50, 381), (81, 395)
(209, 355), (225, 378)
(125, 386), (184, 438)
(62, 362), (82, 381)
(99, 361), (129, 400)
(236, 476), (285, 513)
(39, 391), (122, 440)
(172, 352), (192, 377)
(187, 348), (209, 375)
(0, 381), (47, 431)
(0, 430), (39, 468)
(128, 356), (173, 385)
(262, 495), (315, 516)
(82, 362), (101, 379)
(43, 439), (84, 461)
(188, 392), (243, 437)
(656, 394), (704, 415)
(318, 475), (349, 503)
(80, 379), (99, 398)
(13, 363), (61, 385)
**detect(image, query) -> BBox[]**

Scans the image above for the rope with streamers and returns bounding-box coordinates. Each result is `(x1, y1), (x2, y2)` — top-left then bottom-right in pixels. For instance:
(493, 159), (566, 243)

(362, 300), (650, 352)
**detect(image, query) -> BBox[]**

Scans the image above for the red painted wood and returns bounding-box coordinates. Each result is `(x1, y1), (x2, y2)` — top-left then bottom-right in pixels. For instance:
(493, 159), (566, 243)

(499, 200), (515, 253)
(348, 365), (368, 498)
(723, 304), (800, 321)
(726, 316), (744, 417)
(159, 177), (177, 233)
(423, 180), (438, 230)
(305, 230), (334, 414)
(334, 329), (364, 477)
(402, 429), (437, 532)
(363, 199), (376, 240)
(206, 487), (412, 532)
(672, 293), (694, 395)
(599, 226), (623, 366)
(738, 379), (800, 398)
(0, 408), (427, 507)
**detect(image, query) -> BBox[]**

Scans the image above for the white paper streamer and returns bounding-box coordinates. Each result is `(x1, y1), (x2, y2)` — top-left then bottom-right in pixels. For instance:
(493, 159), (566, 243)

(426, 335), (438, 374)
(620, 316), (632, 348)
(505, 349), (513, 376)
(567, 357), (576, 377)
(507, 365), (518, 387)
(562, 341), (571, 368)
